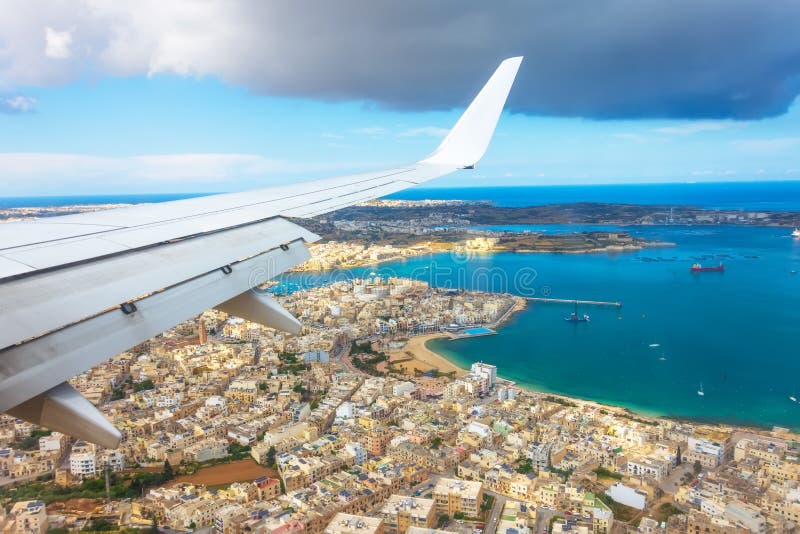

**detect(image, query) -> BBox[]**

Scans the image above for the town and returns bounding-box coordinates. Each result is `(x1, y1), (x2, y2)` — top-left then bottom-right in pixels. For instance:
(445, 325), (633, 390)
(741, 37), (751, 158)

(0, 276), (797, 534)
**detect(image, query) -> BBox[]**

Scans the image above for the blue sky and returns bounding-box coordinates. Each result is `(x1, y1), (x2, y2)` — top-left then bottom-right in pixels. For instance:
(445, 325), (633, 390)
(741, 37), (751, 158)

(3, 74), (800, 195)
(2, 1), (800, 195)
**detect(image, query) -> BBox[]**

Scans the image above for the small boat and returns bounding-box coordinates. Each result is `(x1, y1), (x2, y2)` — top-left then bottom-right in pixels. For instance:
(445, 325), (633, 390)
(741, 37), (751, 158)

(792, 228), (800, 238)
(564, 301), (590, 323)
(564, 312), (590, 323)
(791, 385), (797, 403)
(659, 356), (667, 361)
(648, 343), (660, 348)
(697, 383), (705, 397)
(690, 263), (724, 273)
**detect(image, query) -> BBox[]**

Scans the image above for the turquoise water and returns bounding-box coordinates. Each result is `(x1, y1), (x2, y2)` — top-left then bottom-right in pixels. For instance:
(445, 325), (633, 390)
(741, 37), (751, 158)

(279, 225), (800, 430)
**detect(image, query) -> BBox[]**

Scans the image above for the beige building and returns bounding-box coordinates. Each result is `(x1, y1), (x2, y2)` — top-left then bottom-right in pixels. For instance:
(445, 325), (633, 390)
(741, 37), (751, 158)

(325, 513), (384, 534)
(432, 478), (483, 519)
(378, 495), (436, 534)
(7, 501), (48, 534)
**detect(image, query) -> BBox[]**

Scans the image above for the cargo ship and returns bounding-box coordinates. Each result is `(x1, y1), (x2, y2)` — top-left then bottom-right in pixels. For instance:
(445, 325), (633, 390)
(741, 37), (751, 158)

(690, 263), (724, 273)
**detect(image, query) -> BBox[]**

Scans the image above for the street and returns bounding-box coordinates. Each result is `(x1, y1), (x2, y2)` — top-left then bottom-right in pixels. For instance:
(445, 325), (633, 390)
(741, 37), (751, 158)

(483, 491), (507, 534)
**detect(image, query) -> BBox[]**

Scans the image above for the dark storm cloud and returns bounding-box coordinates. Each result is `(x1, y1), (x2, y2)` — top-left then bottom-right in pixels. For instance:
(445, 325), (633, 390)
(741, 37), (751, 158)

(235, 1), (800, 119)
(4, 1), (800, 119)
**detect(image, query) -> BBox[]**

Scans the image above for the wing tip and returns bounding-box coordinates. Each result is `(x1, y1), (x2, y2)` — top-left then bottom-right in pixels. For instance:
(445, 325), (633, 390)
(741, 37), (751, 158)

(421, 56), (523, 168)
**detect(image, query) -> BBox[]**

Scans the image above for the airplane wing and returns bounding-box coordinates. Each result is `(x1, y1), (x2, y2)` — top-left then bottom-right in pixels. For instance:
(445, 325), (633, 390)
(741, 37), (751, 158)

(0, 57), (522, 448)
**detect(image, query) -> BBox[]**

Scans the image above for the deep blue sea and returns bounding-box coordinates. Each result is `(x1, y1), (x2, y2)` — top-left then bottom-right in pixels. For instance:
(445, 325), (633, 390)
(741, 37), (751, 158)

(388, 181), (800, 211)
(6, 182), (800, 429)
(3, 180), (800, 211)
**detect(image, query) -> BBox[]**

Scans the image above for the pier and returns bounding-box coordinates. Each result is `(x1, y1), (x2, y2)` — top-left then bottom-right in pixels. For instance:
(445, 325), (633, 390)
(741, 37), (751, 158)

(526, 297), (622, 308)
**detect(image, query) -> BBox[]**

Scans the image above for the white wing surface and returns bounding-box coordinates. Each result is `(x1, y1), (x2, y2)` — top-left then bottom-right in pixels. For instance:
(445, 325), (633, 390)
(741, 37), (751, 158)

(0, 57), (522, 448)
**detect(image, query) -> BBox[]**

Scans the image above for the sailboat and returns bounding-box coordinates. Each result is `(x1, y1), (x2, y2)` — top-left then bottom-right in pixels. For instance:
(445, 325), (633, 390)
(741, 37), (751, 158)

(790, 385), (797, 403)
(697, 383), (705, 397)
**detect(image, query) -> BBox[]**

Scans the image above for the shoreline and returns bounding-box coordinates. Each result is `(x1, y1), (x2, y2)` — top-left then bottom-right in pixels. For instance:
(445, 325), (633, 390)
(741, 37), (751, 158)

(389, 297), (526, 378)
(422, 335), (790, 433)
(388, 333), (469, 377)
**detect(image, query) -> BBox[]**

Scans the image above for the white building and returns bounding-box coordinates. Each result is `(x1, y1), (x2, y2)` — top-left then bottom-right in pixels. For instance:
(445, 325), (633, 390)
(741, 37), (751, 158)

(392, 381), (416, 397)
(69, 442), (97, 478)
(626, 456), (670, 481)
(470, 362), (497, 388)
(99, 449), (125, 472)
(467, 421), (492, 438)
(336, 402), (355, 419)
(724, 501), (766, 533)
(38, 432), (65, 454)
(686, 436), (724, 467)
(606, 483), (647, 510)
(527, 442), (551, 471)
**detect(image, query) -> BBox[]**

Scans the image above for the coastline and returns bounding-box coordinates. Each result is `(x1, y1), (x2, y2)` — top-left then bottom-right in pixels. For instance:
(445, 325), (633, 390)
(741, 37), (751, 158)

(422, 336), (787, 433)
(388, 333), (469, 377)
(390, 297), (526, 378)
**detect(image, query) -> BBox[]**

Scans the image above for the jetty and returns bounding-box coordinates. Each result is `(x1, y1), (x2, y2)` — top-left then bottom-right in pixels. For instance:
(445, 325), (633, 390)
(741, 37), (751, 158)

(526, 297), (622, 308)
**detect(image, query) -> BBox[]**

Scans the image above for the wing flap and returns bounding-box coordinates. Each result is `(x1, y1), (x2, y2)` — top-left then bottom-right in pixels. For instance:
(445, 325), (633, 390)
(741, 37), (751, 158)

(6, 382), (122, 449)
(217, 292), (302, 335)
(0, 217), (318, 350)
(0, 239), (311, 413)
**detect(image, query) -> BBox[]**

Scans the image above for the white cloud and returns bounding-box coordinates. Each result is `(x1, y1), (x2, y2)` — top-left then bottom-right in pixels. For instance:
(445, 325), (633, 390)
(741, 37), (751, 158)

(1, 95), (37, 113)
(397, 126), (448, 138)
(44, 27), (73, 59)
(612, 133), (647, 142)
(0, 152), (384, 194)
(690, 169), (737, 176)
(732, 137), (800, 154)
(349, 126), (388, 136)
(652, 121), (739, 135)
(0, 152), (281, 181)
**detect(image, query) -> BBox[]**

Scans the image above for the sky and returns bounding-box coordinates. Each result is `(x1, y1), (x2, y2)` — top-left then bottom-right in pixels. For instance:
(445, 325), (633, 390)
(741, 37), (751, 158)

(2, 1), (800, 195)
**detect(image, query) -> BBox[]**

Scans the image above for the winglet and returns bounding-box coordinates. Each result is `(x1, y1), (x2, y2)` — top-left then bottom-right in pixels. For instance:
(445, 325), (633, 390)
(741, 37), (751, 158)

(422, 56), (523, 168)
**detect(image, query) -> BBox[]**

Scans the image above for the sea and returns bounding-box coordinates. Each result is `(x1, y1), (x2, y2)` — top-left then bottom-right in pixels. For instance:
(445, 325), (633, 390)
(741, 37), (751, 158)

(4, 181), (800, 429)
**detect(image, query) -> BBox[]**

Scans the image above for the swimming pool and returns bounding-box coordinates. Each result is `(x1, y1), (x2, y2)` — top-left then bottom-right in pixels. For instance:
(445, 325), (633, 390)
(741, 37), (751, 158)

(462, 327), (494, 335)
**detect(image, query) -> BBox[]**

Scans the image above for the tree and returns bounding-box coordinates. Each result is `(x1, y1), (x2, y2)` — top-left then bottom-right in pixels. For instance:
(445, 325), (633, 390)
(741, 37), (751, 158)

(83, 518), (114, 531)
(676, 446), (682, 465)
(266, 445), (277, 469)
(149, 517), (159, 534)
(437, 514), (450, 528)
(431, 437), (442, 449)
(693, 460), (702, 475)
(163, 460), (174, 481)
(134, 378), (155, 392)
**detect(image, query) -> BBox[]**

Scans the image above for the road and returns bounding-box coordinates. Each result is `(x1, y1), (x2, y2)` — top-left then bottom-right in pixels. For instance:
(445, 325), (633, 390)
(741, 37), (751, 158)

(483, 491), (507, 534)
(660, 464), (693, 494)
(535, 507), (554, 534)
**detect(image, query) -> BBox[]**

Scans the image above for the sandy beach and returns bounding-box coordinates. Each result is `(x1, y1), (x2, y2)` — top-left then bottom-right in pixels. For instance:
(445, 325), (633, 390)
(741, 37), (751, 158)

(388, 333), (469, 377)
